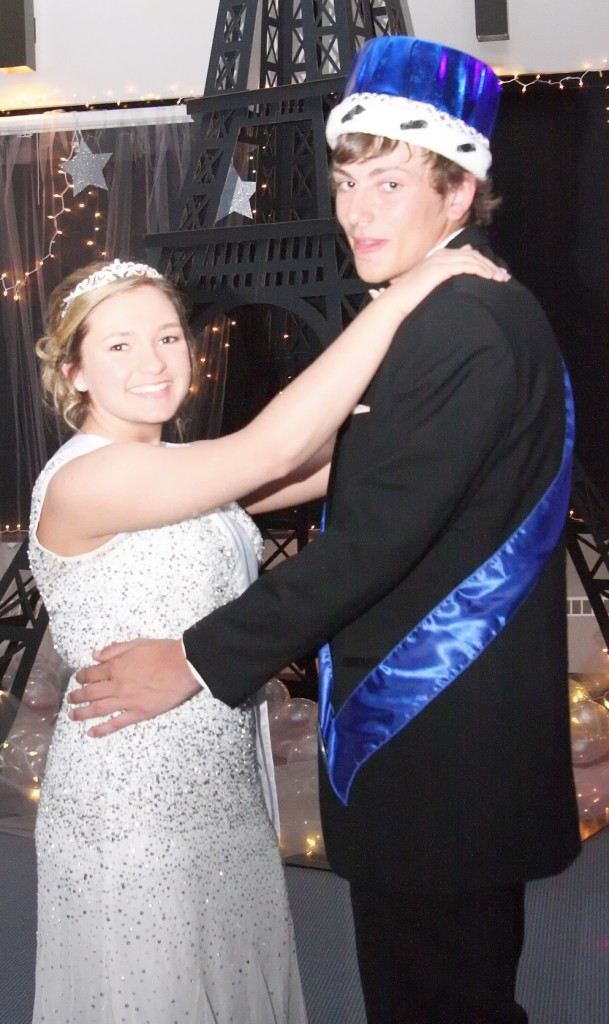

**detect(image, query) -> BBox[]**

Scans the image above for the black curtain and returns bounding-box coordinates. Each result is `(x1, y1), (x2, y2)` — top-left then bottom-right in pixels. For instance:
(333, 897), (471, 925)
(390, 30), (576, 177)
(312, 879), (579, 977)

(489, 81), (609, 500)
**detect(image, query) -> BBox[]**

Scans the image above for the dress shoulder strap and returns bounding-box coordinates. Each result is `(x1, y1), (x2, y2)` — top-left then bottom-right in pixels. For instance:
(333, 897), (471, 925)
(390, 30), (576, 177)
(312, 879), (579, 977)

(29, 435), (111, 539)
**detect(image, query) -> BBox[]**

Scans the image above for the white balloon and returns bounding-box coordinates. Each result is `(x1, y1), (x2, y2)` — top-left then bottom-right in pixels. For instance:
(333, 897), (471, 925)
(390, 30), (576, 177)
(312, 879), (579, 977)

(274, 760), (325, 860)
(578, 674), (609, 701)
(270, 698), (318, 762)
(10, 725), (50, 763)
(568, 678), (591, 704)
(286, 731), (318, 763)
(0, 728), (50, 785)
(570, 698), (609, 765)
(271, 697), (317, 732)
(263, 678), (290, 711)
(22, 673), (61, 716)
(573, 762), (609, 822)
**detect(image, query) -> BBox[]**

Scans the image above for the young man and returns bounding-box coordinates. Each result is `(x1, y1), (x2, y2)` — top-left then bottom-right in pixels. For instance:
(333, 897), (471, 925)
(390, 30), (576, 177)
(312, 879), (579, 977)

(72, 37), (580, 1023)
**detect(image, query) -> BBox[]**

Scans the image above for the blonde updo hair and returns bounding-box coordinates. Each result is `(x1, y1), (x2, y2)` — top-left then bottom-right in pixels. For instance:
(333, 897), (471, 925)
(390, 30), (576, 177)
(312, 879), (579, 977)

(36, 260), (196, 432)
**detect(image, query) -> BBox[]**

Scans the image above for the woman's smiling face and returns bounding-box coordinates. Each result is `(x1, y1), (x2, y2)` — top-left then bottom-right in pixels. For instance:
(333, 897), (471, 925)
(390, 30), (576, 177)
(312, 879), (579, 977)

(68, 284), (192, 442)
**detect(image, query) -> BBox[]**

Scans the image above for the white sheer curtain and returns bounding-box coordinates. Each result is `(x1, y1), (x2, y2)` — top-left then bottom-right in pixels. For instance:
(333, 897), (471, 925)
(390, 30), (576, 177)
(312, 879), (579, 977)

(0, 117), (231, 531)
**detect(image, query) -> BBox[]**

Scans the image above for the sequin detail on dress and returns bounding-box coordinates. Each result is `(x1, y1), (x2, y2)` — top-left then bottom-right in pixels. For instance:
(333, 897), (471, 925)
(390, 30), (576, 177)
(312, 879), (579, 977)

(28, 435), (307, 1024)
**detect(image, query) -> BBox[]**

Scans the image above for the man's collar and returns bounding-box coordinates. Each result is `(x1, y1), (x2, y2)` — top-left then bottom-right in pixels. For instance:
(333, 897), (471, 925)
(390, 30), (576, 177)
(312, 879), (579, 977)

(425, 227), (466, 258)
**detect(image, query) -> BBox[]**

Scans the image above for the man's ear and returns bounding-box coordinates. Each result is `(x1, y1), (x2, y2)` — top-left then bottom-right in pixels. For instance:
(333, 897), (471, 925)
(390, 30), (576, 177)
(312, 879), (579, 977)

(446, 172), (477, 224)
(62, 363), (87, 393)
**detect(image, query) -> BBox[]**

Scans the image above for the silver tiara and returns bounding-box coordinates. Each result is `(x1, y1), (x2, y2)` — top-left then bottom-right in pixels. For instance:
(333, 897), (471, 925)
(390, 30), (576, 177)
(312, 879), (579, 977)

(60, 259), (163, 318)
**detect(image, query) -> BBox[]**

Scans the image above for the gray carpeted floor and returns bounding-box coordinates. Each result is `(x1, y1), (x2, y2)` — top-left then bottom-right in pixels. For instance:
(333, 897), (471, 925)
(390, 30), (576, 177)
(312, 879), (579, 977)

(2, 828), (608, 1024)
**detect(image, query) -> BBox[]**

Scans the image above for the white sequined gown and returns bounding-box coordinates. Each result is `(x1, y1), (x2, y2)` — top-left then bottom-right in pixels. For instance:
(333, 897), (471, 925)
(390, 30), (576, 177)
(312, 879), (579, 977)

(28, 435), (307, 1024)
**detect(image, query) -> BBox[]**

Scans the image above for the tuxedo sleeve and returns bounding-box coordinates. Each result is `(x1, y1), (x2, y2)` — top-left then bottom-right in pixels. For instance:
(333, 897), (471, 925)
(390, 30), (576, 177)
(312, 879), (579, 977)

(184, 281), (523, 706)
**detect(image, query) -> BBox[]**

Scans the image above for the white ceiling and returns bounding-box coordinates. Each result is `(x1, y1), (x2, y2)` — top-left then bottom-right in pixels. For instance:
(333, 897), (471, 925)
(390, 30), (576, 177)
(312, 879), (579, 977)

(0, 0), (607, 115)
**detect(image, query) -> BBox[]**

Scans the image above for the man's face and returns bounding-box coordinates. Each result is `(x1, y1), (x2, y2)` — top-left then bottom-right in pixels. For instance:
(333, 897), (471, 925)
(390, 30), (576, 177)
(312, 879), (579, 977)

(332, 142), (465, 284)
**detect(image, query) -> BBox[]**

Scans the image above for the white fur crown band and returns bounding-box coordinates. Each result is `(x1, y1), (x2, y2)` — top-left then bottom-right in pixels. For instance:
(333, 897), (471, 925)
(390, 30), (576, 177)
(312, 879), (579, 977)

(60, 259), (163, 318)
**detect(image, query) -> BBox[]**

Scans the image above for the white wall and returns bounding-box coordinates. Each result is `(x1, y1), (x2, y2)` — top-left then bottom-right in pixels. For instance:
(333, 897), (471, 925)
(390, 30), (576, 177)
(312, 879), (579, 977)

(1, 1), (608, 114)
(0, 0), (219, 112)
(407, 0), (609, 75)
(567, 548), (609, 674)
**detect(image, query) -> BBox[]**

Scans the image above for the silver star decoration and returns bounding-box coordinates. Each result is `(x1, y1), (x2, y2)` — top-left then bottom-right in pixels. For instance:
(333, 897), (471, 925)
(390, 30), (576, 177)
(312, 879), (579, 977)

(61, 138), (112, 197)
(215, 164), (257, 222)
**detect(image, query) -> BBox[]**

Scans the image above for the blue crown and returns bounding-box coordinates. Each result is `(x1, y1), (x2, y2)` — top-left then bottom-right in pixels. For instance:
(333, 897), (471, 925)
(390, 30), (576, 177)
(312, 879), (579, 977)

(326, 36), (501, 178)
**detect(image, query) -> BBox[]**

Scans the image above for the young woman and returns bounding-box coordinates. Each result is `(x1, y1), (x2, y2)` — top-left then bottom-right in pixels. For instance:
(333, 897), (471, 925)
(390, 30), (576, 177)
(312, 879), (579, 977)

(29, 250), (507, 1024)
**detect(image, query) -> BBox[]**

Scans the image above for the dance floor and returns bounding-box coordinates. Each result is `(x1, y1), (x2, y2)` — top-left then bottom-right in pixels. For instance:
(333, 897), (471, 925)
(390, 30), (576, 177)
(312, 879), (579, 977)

(2, 821), (609, 1024)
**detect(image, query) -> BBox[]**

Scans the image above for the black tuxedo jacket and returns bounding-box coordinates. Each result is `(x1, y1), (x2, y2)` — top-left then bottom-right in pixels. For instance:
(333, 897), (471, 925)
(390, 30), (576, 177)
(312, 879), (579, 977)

(184, 226), (581, 894)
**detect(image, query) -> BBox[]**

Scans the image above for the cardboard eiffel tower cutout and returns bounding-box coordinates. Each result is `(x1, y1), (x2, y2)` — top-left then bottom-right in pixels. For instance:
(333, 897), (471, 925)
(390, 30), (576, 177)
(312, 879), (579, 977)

(144, 0), (412, 367)
(0, 543), (49, 742)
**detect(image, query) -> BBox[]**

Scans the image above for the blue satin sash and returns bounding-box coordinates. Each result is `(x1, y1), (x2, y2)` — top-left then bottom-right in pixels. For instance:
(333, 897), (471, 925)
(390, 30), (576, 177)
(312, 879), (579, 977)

(319, 365), (574, 805)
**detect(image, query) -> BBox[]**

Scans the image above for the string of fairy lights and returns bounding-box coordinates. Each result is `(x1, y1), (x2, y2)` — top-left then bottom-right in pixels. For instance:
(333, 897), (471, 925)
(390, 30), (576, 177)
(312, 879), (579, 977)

(500, 65), (609, 92)
(1, 64), (608, 305)
(1, 130), (107, 304)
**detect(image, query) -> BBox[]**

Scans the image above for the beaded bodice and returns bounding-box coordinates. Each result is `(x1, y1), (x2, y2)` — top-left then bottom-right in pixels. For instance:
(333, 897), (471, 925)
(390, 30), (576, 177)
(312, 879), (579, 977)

(28, 435), (263, 673)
